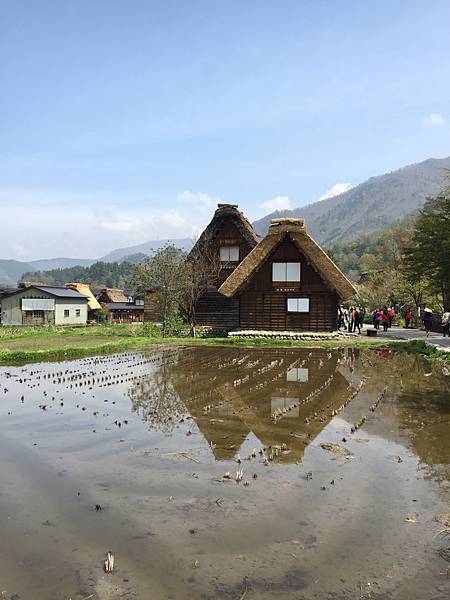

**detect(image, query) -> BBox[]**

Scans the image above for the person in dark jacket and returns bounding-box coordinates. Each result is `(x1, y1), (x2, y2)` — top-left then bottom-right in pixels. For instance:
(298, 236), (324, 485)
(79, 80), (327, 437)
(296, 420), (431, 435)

(423, 308), (433, 337)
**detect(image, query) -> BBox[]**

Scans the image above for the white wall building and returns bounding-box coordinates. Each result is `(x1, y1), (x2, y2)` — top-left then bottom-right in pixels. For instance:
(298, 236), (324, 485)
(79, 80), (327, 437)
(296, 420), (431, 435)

(1, 286), (88, 326)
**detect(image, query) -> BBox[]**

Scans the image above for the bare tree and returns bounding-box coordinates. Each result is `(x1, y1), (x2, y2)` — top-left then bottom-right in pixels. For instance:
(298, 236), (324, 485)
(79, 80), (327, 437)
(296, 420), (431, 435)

(179, 244), (222, 337)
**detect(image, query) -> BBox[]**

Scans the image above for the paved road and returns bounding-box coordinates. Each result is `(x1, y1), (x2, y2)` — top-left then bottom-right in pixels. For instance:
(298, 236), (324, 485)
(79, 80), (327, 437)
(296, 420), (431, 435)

(370, 325), (450, 350)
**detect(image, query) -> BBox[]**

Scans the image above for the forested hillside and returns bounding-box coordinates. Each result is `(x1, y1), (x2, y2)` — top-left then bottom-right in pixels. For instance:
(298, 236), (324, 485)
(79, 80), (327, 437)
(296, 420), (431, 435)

(20, 254), (146, 288)
(328, 217), (414, 282)
(253, 156), (450, 245)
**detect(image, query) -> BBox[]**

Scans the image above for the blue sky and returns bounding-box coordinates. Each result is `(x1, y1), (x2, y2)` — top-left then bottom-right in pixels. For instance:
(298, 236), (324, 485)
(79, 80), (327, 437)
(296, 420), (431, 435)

(1, 0), (449, 260)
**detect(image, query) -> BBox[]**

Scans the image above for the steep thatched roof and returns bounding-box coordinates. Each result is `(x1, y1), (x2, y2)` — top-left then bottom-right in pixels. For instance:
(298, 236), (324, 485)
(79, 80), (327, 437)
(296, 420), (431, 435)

(219, 218), (356, 300)
(190, 204), (260, 257)
(66, 283), (102, 310)
(101, 288), (128, 303)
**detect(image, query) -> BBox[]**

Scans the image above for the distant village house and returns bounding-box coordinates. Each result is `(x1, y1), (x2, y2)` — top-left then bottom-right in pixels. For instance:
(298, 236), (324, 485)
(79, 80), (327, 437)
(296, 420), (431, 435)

(96, 287), (144, 323)
(0, 285), (88, 326)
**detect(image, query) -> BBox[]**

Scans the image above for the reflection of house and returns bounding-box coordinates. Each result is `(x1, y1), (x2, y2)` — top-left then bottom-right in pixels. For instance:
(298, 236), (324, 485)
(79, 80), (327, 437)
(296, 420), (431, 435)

(189, 204), (260, 330)
(170, 347), (359, 463)
(96, 288), (144, 323)
(0, 285), (88, 326)
(65, 283), (102, 321)
(219, 218), (356, 331)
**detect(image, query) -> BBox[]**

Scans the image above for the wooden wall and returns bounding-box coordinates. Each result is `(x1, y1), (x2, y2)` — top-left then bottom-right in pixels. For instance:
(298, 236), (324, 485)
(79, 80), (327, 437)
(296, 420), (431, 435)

(196, 217), (255, 330)
(214, 220), (255, 285)
(144, 292), (160, 323)
(238, 238), (339, 332)
(195, 292), (239, 331)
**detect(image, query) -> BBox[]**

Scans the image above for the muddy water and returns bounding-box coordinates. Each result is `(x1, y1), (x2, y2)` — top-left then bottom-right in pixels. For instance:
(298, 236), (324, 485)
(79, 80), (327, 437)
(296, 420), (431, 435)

(0, 347), (449, 600)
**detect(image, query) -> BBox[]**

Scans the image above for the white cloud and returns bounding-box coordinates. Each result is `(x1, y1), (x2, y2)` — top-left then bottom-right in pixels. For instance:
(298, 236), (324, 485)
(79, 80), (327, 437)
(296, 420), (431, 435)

(259, 195), (291, 212)
(0, 189), (212, 261)
(177, 190), (219, 208)
(318, 182), (353, 201)
(424, 113), (446, 126)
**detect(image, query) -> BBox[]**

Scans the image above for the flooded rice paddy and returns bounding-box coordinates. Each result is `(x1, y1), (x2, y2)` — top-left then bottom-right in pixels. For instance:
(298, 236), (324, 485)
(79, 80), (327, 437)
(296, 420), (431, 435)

(0, 346), (449, 600)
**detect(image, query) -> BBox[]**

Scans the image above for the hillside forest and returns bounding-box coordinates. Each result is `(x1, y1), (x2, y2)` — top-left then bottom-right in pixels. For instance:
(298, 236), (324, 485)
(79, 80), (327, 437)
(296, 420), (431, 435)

(20, 254), (146, 288)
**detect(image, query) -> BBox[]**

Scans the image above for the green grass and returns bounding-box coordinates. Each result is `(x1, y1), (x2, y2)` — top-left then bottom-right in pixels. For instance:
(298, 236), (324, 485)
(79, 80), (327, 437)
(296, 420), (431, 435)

(0, 323), (410, 364)
(392, 339), (450, 362)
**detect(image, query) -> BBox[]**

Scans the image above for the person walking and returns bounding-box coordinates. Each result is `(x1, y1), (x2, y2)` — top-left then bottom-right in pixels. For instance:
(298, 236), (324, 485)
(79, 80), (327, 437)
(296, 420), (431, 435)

(359, 307), (366, 331)
(442, 310), (450, 337)
(381, 308), (390, 332)
(387, 307), (395, 328)
(347, 306), (354, 333)
(354, 307), (361, 334)
(423, 308), (433, 337)
(404, 307), (413, 328)
(373, 307), (382, 330)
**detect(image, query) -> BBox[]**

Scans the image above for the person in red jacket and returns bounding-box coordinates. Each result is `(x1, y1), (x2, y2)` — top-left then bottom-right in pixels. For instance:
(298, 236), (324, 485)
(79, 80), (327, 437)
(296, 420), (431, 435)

(381, 307), (390, 332)
(387, 307), (395, 328)
(404, 308), (413, 328)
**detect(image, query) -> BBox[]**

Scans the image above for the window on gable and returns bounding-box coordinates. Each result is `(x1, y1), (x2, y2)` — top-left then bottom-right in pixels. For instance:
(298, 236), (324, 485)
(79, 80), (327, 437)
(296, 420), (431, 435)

(287, 298), (309, 312)
(220, 245), (239, 262)
(272, 262), (301, 282)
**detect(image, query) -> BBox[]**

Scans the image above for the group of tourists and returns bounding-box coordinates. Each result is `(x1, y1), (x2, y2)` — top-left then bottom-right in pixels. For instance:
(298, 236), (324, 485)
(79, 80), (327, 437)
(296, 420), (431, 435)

(337, 306), (366, 334)
(371, 306), (395, 332)
(339, 304), (450, 338)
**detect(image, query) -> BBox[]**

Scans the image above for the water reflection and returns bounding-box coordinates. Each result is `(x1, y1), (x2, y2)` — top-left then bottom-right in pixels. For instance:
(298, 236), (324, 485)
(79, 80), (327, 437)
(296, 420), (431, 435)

(128, 347), (365, 463)
(0, 347), (449, 600)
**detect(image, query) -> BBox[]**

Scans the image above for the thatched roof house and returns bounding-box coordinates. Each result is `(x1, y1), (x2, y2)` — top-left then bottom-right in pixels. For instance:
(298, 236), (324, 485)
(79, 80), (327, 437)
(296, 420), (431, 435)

(66, 283), (102, 311)
(190, 203), (260, 261)
(97, 288), (129, 304)
(190, 204), (260, 331)
(218, 218), (356, 332)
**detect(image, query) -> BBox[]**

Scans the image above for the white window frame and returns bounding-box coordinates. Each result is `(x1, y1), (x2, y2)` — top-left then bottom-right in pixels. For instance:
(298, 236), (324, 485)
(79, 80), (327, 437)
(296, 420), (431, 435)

(220, 245), (239, 262)
(272, 262), (301, 282)
(287, 298), (310, 313)
(286, 367), (309, 382)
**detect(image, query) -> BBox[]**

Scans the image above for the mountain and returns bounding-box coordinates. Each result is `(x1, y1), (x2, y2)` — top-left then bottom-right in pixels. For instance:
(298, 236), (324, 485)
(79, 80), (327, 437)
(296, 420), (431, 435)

(29, 257), (95, 271)
(99, 238), (193, 262)
(0, 259), (34, 285)
(253, 156), (450, 245)
(0, 240), (193, 285)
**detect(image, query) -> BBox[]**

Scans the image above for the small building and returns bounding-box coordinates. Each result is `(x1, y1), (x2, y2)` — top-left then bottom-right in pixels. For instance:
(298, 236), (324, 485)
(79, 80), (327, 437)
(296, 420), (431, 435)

(189, 203), (260, 330)
(218, 218), (356, 332)
(96, 288), (144, 323)
(1, 285), (88, 326)
(65, 283), (103, 321)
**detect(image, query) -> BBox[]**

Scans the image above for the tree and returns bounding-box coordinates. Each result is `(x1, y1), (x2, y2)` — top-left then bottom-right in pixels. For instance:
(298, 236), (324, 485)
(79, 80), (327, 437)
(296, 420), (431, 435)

(403, 188), (450, 309)
(179, 246), (221, 337)
(132, 245), (187, 337)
